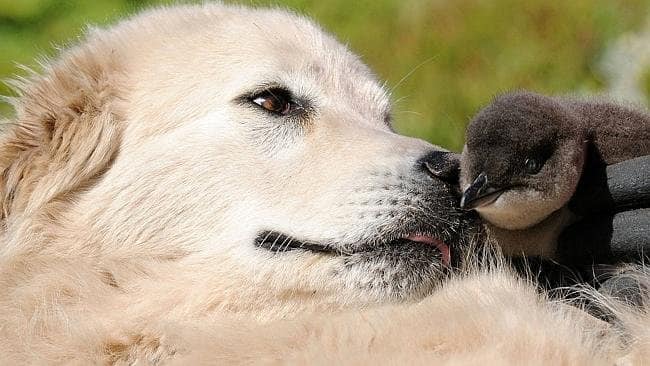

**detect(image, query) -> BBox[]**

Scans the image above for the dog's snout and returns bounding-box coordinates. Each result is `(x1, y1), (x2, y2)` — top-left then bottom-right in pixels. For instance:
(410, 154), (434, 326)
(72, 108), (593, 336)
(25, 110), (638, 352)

(417, 150), (461, 186)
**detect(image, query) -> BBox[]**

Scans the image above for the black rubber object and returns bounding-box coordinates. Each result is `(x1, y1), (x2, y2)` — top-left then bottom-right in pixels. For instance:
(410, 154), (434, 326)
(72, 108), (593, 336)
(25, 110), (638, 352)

(570, 154), (650, 215)
(607, 154), (650, 211)
(557, 208), (650, 264)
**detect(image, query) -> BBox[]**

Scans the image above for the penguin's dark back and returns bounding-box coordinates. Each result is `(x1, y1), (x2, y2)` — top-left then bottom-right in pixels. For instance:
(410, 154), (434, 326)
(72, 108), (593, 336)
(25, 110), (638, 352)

(567, 100), (650, 164)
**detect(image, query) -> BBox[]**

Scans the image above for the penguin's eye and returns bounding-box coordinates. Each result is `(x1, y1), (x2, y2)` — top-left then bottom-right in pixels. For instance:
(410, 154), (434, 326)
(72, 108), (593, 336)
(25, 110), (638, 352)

(524, 158), (543, 175)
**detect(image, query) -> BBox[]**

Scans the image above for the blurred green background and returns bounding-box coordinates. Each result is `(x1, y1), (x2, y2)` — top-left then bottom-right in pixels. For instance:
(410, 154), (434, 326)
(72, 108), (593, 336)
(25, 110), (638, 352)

(1, 0), (649, 151)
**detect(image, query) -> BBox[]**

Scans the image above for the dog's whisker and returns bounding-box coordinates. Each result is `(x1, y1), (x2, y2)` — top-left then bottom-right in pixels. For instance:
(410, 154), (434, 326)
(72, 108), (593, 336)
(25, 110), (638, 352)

(281, 237), (294, 253)
(393, 110), (423, 117)
(389, 55), (439, 94)
(269, 232), (282, 253)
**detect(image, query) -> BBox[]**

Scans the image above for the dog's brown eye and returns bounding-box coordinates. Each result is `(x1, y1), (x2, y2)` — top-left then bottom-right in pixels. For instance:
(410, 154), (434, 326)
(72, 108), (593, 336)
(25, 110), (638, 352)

(251, 88), (296, 116)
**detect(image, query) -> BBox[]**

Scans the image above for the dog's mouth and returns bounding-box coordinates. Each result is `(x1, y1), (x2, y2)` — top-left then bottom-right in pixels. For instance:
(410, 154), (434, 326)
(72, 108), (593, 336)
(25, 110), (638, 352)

(255, 230), (451, 266)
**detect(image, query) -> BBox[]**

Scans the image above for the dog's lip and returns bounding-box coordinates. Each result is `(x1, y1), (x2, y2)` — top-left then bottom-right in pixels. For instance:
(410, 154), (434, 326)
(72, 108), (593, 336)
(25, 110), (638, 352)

(255, 231), (452, 266)
(404, 234), (450, 266)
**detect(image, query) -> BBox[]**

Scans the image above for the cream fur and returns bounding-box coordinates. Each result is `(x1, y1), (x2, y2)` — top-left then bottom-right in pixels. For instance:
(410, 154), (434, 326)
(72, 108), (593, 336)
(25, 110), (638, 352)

(0, 3), (648, 365)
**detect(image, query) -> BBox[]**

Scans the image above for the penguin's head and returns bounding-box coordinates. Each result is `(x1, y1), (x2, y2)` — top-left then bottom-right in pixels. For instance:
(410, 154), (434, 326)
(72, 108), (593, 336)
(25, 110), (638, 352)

(460, 91), (585, 230)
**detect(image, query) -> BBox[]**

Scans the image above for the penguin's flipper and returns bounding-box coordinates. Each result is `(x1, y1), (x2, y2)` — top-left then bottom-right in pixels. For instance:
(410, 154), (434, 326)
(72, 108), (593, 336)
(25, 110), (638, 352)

(557, 208), (650, 264)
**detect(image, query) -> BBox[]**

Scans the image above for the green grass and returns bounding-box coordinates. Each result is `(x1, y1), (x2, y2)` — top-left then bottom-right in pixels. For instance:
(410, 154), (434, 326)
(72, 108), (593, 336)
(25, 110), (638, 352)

(0, 0), (648, 151)
(643, 68), (650, 105)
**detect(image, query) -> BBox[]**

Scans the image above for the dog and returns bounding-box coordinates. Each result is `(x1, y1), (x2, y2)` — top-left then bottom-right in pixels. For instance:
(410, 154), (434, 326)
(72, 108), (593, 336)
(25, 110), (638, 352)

(0, 3), (648, 364)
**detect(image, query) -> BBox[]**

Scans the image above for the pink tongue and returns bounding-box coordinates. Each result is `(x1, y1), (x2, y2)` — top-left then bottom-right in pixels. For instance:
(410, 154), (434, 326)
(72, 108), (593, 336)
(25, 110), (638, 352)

(405, 235), (451, 266)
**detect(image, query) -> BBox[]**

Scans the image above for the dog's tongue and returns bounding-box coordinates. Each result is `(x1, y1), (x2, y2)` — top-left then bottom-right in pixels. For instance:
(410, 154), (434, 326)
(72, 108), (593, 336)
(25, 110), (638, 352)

(405, 235), (451, 266)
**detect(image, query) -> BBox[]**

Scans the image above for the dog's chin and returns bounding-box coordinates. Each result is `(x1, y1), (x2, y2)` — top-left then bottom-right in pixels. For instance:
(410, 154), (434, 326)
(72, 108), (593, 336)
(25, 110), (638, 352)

(254, 215), (482, 301)
(339, 240), (453, 301)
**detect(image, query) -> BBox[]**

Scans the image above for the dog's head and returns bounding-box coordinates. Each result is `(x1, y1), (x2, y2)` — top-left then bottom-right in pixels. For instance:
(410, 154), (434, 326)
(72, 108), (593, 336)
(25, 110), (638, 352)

(1, 4), (481, 309)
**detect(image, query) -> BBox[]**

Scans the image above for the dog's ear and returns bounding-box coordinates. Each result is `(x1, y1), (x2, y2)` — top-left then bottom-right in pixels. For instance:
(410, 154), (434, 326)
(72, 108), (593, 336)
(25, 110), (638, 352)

(0, 47), (122, 225)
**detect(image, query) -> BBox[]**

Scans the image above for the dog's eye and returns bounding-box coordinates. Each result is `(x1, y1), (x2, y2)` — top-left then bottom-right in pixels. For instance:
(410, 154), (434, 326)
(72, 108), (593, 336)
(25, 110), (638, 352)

(251, 88), (299, 116)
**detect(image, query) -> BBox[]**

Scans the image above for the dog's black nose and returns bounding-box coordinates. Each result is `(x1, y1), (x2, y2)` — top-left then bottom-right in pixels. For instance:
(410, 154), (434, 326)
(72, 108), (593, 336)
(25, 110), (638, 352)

(417, 150), (461, 186)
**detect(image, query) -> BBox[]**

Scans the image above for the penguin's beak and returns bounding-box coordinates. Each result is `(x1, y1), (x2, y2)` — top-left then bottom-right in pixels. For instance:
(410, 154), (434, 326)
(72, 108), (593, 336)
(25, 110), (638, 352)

(460, 172), (506, 210)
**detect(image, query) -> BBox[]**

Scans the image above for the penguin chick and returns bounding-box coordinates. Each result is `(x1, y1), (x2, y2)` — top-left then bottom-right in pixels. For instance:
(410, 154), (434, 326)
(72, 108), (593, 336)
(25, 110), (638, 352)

(459, 91), (650, 230)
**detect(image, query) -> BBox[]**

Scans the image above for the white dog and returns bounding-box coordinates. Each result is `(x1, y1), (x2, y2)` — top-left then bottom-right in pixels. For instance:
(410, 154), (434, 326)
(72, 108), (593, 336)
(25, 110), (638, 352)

(0, 3), (648, 364)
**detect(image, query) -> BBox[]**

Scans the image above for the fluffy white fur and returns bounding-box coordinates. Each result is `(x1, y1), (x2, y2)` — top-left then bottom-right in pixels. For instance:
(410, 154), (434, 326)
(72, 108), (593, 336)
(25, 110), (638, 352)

(0, 3), (648, 364)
